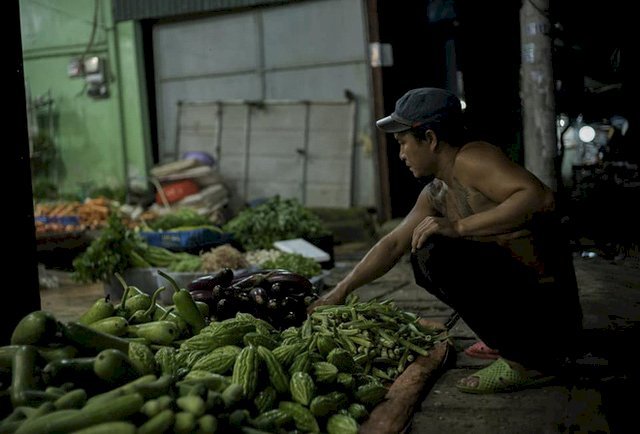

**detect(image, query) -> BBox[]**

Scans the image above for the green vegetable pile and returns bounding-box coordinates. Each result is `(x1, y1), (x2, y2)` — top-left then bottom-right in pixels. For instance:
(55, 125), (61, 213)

(223, 196), (330, 251)
(72, 212), (203, 283)
(145, 208), (214, 231)
(0, 288), (448, 433)
(72, 212), (148, 284)
(262, 252), (322, 278)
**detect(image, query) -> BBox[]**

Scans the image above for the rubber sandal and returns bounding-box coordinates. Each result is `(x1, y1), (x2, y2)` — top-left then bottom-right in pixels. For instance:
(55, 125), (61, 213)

(456, 358), (556, 394)
(463, 341), (500, 360)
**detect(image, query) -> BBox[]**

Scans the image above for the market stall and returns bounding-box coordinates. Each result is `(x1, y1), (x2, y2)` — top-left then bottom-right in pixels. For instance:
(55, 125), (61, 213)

(0, 286), (451, 433)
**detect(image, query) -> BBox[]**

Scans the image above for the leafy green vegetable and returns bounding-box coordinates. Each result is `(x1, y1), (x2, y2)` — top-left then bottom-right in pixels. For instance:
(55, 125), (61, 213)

(262, 252), (321, 278)
(146, 208), (213, 231)
(72, 211), (148, 283)
(223, 196), (330, 250)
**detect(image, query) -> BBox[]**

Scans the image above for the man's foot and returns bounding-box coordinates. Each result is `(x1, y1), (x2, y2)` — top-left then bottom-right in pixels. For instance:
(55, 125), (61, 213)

(456, 358), (555, 394)
(463, 341), (500, 360)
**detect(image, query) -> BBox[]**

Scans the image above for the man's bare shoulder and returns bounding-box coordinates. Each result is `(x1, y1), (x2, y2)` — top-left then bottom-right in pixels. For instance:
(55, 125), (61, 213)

(456, 141), (509, 167)
(458, 140), (503, 156)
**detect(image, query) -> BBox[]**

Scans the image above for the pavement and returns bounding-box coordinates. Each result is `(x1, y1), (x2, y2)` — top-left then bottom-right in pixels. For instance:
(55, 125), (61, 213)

(326, 241), (640, 434)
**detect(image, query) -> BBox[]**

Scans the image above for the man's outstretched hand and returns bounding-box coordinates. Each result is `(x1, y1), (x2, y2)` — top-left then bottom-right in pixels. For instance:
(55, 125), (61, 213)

(307, 285), (348, 314)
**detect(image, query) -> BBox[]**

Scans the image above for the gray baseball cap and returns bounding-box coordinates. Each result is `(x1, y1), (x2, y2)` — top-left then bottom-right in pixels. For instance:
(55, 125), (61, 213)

(376, 87), (462, 133)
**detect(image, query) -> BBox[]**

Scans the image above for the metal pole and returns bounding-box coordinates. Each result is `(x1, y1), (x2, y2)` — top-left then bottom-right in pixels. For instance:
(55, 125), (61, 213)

(366, 0), (392, 221)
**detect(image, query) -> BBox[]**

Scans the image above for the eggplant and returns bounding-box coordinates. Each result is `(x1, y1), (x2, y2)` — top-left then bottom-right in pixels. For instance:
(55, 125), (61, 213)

(280, 296), (298, 312)
(265, 271), (313, 294)
(249, 287), (267, 306)
(281, 311), (300, 328)
(215, 298), (235, 320)
(266, 298), (279, 311)
(231, 272), (268, 290)
(211, 285), (224, 300)
(188, 268), (234, 292)
(190, 289), (217, 314)
(269, 282), (283, 298)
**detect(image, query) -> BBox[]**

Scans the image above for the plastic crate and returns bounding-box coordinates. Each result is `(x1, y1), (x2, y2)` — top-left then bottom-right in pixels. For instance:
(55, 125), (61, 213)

(139, 228), (234, 252)
(35, 215), (81, 226)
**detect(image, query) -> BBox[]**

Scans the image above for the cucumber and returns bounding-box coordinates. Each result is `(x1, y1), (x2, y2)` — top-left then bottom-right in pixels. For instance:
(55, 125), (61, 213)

(137, 409), (175, 434)
(53, 389), (87, 410)
(93, 349), (142, 385)
(11, 311), (59, 346)
(10, 345), (39, 407)
(61, 322), (130, 354)
(0, 345), (20, 370)
(69, 421), (136, 434)
(84, 374), (156, 408)
(77, 297), (115, 326)
(42, 357), (97, 386)
(127, 321), (179, 345)
(37, 345), (78, 363)
(14, 393), (144, 434)
(88, 317), (128, 336)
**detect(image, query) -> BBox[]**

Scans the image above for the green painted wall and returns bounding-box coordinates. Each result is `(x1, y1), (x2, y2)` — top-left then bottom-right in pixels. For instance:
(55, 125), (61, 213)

(19, 0), (151, 197)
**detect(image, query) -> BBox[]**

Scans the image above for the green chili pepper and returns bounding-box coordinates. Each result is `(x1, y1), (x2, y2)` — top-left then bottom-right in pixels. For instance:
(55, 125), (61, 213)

(158, 270), (206, 334)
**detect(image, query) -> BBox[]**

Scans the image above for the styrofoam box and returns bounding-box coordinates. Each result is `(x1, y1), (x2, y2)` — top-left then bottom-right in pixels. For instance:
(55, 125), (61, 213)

(273, 238), (331, 262)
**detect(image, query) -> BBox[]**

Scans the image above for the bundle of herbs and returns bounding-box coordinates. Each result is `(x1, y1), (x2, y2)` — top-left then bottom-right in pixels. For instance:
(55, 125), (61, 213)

(223, 196), (330, 251)
(143, 207), (215, 231)
(73, 211), (204, 283)
(72, 211), (149, 283)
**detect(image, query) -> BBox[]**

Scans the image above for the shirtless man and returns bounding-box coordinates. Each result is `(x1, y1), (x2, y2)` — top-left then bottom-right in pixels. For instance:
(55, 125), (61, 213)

(310, 88), (582, 393)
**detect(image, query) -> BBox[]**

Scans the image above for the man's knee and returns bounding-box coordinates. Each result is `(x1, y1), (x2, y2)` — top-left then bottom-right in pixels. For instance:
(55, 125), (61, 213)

(413, 235), (458, 264)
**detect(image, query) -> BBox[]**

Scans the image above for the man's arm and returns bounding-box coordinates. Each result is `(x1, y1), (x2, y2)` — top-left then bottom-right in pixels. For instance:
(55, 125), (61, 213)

(308, 187), (437, 309)
(454, 142), (555, 237)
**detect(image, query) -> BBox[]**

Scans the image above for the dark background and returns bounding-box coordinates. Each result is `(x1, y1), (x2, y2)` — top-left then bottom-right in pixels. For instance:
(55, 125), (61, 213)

(376, 0), (639, 254)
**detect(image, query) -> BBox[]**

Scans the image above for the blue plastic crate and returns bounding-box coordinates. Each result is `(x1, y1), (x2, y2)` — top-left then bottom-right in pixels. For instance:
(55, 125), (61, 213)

(140, 228), (234, 252)
(35, 215), (81, 226)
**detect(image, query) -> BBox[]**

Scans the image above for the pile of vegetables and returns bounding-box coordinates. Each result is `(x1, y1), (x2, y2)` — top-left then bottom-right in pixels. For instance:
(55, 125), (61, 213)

(142, 208), (215, 231)
(72, 212), (204, 283)
(244, 249), (321, 279)
(261, 253), (321, 279)
(188, 268), (319, 329)
(1, 286), (446, 433)
(223, 196), (330, 251)
(201, 245), (250, 273)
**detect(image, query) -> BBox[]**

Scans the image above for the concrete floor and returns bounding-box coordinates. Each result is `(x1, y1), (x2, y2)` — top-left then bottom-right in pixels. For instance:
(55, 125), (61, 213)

(39, 242), (640, 433)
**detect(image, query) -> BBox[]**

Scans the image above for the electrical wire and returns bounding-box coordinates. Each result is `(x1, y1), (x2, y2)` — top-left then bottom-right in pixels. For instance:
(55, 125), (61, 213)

(76, 0), (101, 97)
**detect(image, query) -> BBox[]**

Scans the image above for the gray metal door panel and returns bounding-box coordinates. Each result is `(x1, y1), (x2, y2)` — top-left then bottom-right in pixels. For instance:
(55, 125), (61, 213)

(152, 0), (373, 207)
(265, 64), (369, 100)
(176, 100), (355, 209)
(159, 75), (260, 159)
(175, 102), (220, 157)
(262, 0), (365, 67)
(154, 14), (258, 79)
(305, 183), (351, 207)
